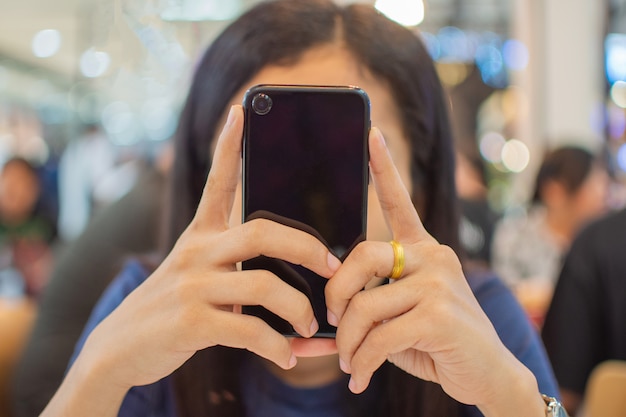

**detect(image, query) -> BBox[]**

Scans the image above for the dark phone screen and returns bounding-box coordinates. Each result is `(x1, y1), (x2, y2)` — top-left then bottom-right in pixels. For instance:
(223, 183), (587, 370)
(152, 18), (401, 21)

(242, 85), (370, 337)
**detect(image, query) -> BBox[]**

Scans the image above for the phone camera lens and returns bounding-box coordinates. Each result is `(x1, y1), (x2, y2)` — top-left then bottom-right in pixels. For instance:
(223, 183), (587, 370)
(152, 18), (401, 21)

(252, 93), (272, 115)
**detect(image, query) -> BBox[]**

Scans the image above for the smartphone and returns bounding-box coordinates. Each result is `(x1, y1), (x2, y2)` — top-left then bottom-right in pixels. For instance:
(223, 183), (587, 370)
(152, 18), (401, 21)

(241, 84), (370, 337)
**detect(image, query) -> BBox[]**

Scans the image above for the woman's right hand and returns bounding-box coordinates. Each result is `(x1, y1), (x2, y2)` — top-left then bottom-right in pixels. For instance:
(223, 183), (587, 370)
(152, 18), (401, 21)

(76, 105), (341, 390)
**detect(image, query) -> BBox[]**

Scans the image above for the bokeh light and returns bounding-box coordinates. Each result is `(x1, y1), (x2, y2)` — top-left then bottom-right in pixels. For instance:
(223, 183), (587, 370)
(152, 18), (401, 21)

(420, 32), (441, 60)
(610, 81), (626, 109)
(375, 0), (424, 27)
(80, 49), (110, 78)
(140, 98), (177, 141)
(475, 44), (506, 88)
(479, 131), (506, 163)
(438, 27), (472, 62)
(32, 29), (62, 58)
(608, 105), (626, 139)
(161, 0), (242, 21)
(101, 101), (133, 136)
(502, 39), (529, 71)
(606, 34), (626, 84)
(501, 139), (530, 173)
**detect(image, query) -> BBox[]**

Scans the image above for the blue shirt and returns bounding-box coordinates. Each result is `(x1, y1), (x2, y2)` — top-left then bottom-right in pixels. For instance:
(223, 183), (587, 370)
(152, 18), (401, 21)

(71, 260), (559, 417)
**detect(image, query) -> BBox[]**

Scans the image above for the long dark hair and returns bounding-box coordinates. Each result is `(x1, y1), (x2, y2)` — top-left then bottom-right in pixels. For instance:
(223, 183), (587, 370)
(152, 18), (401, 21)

(166, 0), (461, 416)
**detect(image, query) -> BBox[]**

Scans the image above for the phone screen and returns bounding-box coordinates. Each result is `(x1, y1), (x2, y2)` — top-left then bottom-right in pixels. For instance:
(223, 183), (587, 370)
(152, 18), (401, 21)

(241, 85), (370, 337)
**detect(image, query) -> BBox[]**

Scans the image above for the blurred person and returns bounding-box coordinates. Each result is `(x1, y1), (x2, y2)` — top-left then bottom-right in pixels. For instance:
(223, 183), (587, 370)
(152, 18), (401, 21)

(542, 207), (626, 415)
(456, 150), (499, 270)
(0, 157), (56, 300)
(491, 146), (609, 326)
(57, 124), (116, 241)
(11, 149), (169, 417)
(0, 157), (54, 417)
(39, 2), (563, 417)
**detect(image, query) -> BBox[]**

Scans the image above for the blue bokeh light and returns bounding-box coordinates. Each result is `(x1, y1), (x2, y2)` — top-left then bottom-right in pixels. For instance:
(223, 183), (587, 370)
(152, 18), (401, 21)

(502, 39), (529, 71)
(606, 34), (626, 84)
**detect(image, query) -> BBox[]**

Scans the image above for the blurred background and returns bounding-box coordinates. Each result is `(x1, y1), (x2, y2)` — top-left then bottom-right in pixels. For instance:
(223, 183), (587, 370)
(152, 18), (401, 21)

(0, 0), (626, 414)
(1, 0), (626, 215)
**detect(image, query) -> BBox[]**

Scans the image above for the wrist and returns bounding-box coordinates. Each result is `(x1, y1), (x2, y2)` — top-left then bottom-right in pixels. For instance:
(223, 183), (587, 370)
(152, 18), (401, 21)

(41, 348), (129, 417)
(477, 354), (546, 417)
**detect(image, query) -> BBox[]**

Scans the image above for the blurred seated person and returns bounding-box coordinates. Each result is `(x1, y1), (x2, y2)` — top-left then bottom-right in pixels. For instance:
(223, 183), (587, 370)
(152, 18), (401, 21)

(491, 146), (609, 325)
(0, 157), (56, 300)
(542, 207), (626, 415)
(57, 124), (116, 242)
(11, 151), (168, 417)
(455, 150), (499, 270)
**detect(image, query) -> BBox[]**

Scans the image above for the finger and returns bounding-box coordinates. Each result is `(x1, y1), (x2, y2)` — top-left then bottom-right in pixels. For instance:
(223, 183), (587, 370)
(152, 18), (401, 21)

(347, 313), (419, 393)
(290, 338), (337, 357)
(206, 309), (296, 370)
(368, 127), (433, 242)
(195, 105), (244, 231)
(335, 281), (415, 370)
(216, 218), (341, 278)
(207, 270), (318, 337)
(325, 240), (395, 322)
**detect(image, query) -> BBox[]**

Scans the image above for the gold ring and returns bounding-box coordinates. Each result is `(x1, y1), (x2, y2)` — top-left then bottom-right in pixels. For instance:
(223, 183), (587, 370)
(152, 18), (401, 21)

(389, 240), (405, 279)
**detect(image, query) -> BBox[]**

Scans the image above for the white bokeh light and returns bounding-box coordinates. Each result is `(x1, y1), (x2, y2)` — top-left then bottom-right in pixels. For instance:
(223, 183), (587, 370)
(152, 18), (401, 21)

(501, 139), (530, 173)
(610, 81), (626, 109)
(32, 29), (62, 58)
(375, 0), (424, 27)
(102, 101), (133, 135)
(80, 49), (110, 78)
(479, 132), (506, 163)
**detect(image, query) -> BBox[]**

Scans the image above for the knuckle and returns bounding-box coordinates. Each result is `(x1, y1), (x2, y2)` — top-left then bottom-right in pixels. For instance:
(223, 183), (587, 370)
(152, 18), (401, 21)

(349, 290), (377, 315)
(349, 241), (375, 264)
(174, 299), (203, 331)
(168, 235), (204, 270)
(249, 269), (275, 298)
(244, 218), (269, 242)
(366, 327), (389, 352)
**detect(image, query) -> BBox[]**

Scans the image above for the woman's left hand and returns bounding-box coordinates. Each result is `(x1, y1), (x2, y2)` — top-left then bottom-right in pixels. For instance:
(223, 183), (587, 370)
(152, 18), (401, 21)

(324, 128), (542, 415)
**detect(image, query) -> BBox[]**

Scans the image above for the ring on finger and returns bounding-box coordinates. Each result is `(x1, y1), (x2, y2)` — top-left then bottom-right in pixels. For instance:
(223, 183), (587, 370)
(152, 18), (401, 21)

(388, 240), (405, 280)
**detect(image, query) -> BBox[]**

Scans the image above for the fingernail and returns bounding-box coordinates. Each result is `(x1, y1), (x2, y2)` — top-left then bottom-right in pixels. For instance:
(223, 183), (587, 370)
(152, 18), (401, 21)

(309, 319), (319, 336)
(288, 354), (297, 369)
(327, 310), (338, 327)
(327, 252), (341, 272)
(225, 105), (237, 127)
(339, 358), (351, 374)
(348, 377), (358, 393)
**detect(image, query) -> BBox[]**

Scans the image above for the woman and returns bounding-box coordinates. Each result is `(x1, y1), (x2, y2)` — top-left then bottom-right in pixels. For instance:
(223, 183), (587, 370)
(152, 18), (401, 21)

(42, 1), (559, 416)
(492, 146), (608, 325)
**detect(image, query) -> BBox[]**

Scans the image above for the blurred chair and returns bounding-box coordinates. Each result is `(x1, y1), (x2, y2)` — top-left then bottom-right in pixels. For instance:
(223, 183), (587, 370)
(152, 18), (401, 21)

(582, 360), (626, 417)
(0, 300), (35, 417)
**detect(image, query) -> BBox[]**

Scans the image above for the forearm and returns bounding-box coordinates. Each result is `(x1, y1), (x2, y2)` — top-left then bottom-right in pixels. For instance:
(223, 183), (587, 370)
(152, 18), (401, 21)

(40, 349), (129, 417)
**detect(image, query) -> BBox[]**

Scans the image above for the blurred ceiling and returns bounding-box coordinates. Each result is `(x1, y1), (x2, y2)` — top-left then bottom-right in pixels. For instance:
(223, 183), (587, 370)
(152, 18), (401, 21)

(0, 0), (510, 81)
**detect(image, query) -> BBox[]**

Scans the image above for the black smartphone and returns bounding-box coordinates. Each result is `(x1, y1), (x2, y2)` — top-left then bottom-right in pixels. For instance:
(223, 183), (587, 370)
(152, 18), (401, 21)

(241, 84), (370, 337)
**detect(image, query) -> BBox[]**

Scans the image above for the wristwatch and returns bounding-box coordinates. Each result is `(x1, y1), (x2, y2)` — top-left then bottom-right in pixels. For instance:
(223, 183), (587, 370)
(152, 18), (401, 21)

(542, 394), (569, 417)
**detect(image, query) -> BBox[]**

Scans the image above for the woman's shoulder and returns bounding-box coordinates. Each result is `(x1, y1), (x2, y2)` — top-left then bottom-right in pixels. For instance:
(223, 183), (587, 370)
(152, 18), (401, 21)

(465, 268), (530, 330)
